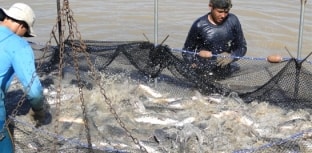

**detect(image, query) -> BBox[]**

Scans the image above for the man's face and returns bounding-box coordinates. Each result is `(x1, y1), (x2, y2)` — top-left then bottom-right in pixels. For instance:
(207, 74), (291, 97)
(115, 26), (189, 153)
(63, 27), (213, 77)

(15, 23), (28, 37)
(210, 8), (230, 25)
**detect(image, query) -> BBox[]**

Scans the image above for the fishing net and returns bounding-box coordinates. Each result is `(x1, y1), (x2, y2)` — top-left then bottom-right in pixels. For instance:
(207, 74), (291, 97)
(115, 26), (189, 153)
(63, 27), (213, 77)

(4, 1), (312, 153)
(13, 39), (310, 153)
(61, 39), (312, 110)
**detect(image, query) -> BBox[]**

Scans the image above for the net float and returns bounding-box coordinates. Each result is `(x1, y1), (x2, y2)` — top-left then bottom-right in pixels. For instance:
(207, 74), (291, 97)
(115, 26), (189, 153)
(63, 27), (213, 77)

(267, 54), (283, 63)
(198, 51), (212, 58)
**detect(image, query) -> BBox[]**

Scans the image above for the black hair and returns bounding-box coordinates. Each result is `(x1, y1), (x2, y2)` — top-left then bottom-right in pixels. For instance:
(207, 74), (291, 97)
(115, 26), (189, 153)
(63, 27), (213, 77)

(0, 9), (5, 21)
(6, 16), (29, 31)
(210, 0), (232, 9)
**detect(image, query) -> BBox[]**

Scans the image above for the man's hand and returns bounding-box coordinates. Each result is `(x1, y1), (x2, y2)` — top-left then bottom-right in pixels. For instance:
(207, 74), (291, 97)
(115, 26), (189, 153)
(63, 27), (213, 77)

(30, 100), (52, 127)
(190, 63), (197, 68)
(216, 52), (233, 68)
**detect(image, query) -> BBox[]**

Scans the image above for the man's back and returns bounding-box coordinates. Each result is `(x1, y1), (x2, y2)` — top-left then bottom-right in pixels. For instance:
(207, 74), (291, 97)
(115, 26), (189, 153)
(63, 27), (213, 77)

(0, 26), (42, 100)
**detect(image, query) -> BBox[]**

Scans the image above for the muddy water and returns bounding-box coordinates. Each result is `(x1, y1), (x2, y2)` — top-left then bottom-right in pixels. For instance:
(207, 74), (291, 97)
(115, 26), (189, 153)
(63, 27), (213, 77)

(2, 1), (312, 152)
(1, 0), (312, 57)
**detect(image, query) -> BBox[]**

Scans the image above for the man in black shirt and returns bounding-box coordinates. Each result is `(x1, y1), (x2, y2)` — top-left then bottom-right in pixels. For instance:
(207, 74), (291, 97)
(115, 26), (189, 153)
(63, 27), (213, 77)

(183, 0), (247, 79)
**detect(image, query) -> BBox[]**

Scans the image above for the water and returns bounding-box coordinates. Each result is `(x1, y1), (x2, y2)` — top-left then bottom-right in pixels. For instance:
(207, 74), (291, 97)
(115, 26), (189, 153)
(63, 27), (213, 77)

(1, 0), (312, 58)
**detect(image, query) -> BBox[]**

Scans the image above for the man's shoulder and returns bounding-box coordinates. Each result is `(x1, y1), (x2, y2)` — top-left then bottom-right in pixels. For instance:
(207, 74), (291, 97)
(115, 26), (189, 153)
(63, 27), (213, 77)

(223, 13), (241, 26)
(192, 13), (209, 27)
(195, 13), (209, 22)
(4, 34), (30, 49)
(227, 13), (239, 21)
(3, 39), (32, 59)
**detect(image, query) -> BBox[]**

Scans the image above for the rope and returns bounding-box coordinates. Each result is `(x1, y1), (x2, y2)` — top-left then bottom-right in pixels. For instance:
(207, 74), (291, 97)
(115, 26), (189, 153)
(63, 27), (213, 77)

(170, 48), (293, 62)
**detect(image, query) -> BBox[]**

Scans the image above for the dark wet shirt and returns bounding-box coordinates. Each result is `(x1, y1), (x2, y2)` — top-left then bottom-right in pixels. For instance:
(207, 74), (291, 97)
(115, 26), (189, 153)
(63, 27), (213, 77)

(182, 13), (247, 63)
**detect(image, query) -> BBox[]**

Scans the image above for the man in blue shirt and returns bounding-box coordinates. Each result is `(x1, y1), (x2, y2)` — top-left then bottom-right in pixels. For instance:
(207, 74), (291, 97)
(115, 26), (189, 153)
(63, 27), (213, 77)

(183, 0), (247, 79)
(0, 3), (50, 152)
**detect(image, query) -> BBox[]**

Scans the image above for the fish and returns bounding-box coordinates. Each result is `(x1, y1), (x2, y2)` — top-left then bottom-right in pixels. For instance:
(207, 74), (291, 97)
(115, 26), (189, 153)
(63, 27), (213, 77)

(137, 84), (163, 98)
(211, 110), (239, 119)
(147, 97), (182, 104)
(166, 100), (192, 109)
(139, 141), (162, 153)
(134, 115), (195, 127)
(191, 91), (223, 104)
(134, 116), (178, 125)
(212, 110), (255, 127)
(239, 115), (255, 127)
(59, 117), (84, 124)
(45, 89), (75, 105)
(206, 96), (222, 103)
(277, 119), (306, 131)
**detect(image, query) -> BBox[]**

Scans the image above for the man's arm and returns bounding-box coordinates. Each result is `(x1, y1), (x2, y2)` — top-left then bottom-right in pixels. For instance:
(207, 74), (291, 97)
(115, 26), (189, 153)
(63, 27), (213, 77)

(182, 22), (201, 64)
(12, 44), (44, 110)
(231, 18), (247, 58)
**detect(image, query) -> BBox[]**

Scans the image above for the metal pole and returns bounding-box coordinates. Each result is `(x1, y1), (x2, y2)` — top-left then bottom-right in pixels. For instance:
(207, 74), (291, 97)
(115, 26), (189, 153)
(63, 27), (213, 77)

(297, 0), (307, 59)
(154, 0), (158, 46)
(50, 0), (62, 64)
(57, 0), (62, 44)
(153, 0), (159, 86)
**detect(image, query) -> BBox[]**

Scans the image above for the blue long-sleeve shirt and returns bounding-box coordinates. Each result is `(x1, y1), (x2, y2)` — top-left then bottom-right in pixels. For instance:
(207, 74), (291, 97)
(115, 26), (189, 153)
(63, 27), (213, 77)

(183, 13), (247, 64)
(0, 26), (44, 110)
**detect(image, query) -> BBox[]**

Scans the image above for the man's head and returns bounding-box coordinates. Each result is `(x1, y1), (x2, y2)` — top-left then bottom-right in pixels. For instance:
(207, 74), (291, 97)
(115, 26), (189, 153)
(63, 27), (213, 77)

(209, 0), (232, 10)
(208, 0), (232, 25)
(0, 3), (36, 37)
